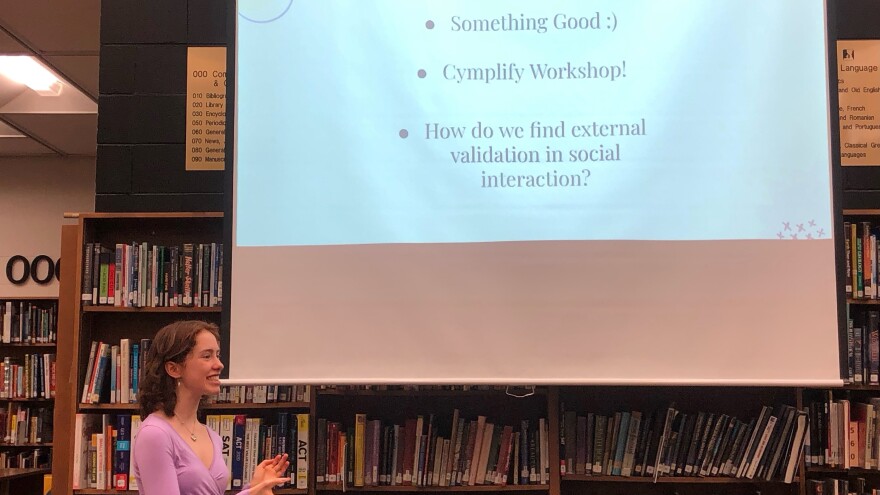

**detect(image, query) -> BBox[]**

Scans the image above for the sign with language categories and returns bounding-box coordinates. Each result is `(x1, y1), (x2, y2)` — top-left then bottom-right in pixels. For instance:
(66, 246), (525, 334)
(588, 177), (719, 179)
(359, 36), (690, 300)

(186, 47), (227, 171)
(838, 40), (880, 166)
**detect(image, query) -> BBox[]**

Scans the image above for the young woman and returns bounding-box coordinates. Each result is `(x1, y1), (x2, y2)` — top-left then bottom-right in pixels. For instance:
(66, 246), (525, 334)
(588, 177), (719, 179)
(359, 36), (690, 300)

(132, 320), (290, 495)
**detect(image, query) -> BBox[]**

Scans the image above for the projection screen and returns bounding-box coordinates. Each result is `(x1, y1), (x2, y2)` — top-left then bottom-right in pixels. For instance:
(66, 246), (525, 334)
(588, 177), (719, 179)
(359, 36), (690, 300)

(228, 0), (842, 385)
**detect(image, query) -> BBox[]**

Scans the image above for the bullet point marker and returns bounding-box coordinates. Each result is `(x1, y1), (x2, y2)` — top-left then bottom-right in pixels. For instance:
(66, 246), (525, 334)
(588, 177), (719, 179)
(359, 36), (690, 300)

(417, 69), (427, 78)
(425, 20), (435, 29)
(399, 129), (409, 138)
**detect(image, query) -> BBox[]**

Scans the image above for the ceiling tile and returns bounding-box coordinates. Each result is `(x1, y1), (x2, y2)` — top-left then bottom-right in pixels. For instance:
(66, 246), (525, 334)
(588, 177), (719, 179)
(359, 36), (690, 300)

(0, 0), (99, 53)
(0, 28), (27, 54)
(0, 136), (53, 155)
(44, 55), (98, 98)
(4, 113), (96, 155)
(0, 120), (21, 136)
(0, 81), (96, 114)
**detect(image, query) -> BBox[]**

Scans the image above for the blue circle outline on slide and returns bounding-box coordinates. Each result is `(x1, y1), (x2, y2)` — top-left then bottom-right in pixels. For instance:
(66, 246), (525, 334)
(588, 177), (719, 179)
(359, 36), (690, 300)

(239, 0), (293, 23)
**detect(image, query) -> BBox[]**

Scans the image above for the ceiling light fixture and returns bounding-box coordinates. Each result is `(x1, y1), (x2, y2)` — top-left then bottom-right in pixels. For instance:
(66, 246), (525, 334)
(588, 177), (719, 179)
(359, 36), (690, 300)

(0, 56), (62, 96)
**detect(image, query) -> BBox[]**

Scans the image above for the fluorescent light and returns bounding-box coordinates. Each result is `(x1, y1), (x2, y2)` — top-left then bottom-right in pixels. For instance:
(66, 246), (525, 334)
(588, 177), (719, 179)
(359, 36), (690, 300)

(0, 56), (62, 96)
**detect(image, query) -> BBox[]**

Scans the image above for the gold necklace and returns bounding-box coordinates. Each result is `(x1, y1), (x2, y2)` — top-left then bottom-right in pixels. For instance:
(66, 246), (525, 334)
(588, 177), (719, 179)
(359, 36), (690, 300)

(176, 417), (199, 442)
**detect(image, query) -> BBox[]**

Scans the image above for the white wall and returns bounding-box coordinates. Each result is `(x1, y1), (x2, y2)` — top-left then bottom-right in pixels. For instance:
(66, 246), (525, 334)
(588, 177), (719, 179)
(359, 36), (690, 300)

(0, 157), (95, 297)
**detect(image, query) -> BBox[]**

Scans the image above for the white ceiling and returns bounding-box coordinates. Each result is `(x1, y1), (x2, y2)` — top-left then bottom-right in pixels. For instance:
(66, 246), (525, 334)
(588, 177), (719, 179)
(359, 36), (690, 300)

(0, 0), (99, 157)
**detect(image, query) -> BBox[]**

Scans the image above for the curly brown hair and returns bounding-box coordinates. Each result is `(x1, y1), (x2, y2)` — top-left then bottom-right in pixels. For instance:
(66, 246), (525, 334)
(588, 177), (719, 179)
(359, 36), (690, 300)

(138, 320), (221, 419)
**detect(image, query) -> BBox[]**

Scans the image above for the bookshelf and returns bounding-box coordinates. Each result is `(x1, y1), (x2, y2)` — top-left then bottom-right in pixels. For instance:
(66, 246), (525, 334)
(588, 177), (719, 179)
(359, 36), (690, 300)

(52, 212), (312, 495)
(47, 212), (831, 495)
(556, 386), (804, 495)
(313, 385), (557, 495)
(0, 296), (57, 476)
(796, 209), (880, 494)
(53, 212), (314, 495)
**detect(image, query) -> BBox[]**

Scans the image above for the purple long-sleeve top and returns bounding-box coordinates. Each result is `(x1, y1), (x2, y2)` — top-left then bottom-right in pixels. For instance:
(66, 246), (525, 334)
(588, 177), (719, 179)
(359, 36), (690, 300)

(132, 414), (252, 495)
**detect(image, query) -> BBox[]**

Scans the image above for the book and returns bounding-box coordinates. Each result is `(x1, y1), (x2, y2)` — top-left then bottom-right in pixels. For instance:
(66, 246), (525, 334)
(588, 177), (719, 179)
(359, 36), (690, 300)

(296, 413), (309, 489)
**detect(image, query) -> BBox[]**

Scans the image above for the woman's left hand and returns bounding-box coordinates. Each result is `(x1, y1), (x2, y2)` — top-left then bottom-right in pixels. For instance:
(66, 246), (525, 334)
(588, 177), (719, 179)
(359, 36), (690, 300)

(250, 453), (290, 487)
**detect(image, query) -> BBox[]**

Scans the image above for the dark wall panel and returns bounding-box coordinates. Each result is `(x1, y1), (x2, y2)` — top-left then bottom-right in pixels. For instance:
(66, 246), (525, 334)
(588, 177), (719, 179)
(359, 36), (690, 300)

(96, 193), (224, 213)
(131, 145), (224, 193)
(188, 0), (228, 44)
(100, 0), (188, 45)
(836, 0), (880, 39)
(96, 0), (225, 212)
(95, 145), (132, 194)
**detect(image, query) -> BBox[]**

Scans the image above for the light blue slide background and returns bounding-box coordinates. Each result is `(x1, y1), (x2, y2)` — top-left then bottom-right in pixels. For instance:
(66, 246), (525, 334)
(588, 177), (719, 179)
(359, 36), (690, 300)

(236, 0), (833, 246)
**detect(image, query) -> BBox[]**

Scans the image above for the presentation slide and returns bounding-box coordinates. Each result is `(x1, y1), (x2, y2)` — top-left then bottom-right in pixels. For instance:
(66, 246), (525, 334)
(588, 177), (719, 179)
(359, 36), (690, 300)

(236, 0), (830, 246)
(230, 0), (840, 385)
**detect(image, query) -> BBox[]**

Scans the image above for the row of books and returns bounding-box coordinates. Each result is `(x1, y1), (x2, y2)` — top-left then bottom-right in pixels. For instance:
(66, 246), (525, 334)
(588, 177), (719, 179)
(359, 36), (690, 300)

(0, 448), (49, 469)
(210, 412), (309, 491)
(0, 300), (57, 344)
(72, 414), (134, 490)
(206, 384), (312, 404)
(316, 412), (551, 488)
(846, 308), (880, 385)
(0, 354), (55, 400)
(0, 404), (52, 445)
(558, 404), (807, 483)
(81, 241), (223, 308)
(846, 221), (880, 300)
(80, 339), (149, 405)
(807, 477), (876, 494)
(806, 397), (880, 469)
(72, 412), (310, 491)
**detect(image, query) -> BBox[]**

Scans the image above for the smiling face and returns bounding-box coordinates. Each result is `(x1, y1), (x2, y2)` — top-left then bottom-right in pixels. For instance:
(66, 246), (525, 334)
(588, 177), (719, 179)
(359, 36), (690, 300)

(174, 329), (224, 396)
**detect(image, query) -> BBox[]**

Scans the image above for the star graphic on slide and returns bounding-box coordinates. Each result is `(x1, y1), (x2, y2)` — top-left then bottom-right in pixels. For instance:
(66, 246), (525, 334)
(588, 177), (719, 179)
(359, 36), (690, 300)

(817, 228), (825, 237)
(797, 223), (805, 232)
(806, 233), (814, 240)
(777, 232), (785, 239)
(809, 219), (816, 227)
(790, 233), (798, 240)
(783, 221), (791, 231)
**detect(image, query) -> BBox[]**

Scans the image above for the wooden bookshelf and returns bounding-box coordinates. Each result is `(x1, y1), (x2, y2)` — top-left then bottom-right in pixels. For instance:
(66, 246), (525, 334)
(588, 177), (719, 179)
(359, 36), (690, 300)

(806, 466), (880, 475)
(53, 214), (233, 495)
(838, 384), (880, 391)
(0, 342), (56, 347)
(201, 401), (311, 410)
(317, 389), (545, 398)
(78, 401), (311, 411)
(0, 296), (57, 475)
(0, 467), (49, 494)
(82, 306), (222, 313)
(316, 486), (549, 492)
(848, 299), (880, 305)
(561, 475), (798, 484)
(74, 491), (307, 495)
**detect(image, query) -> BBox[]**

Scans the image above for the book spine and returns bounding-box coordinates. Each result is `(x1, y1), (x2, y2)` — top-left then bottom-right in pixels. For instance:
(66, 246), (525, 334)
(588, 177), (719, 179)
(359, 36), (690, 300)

(232, 414), (246, 488)
(296, 413), (309, 489)
(846, 222), (853, 296)
(82, 243), (94, 304)
(113, 415), (130, 490)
